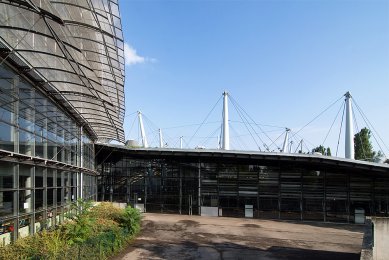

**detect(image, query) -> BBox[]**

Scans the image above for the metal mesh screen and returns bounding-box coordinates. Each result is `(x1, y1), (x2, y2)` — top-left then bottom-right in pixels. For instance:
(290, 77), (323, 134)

(0, 0), (125, 142)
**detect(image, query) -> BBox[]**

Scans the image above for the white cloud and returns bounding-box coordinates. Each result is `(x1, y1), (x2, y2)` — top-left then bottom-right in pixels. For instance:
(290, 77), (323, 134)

(123, 43), (156, 66)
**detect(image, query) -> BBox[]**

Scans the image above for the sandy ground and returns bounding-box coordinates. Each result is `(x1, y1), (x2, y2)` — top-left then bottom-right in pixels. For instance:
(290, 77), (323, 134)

(112, 213), (364, 260)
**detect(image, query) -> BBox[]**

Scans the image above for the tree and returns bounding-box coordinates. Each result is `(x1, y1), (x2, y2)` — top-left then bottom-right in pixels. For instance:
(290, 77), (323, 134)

(354, 127), (376, 161)
(312, 145), (331, 156)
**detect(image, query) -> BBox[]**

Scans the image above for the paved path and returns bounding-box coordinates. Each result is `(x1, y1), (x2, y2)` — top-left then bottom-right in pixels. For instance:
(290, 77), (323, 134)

(113, 213), (364, 260)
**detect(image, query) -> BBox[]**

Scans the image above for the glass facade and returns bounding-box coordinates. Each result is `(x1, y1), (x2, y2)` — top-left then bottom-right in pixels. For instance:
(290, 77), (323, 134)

(97, 147), (389, 223)
(0, 62), (97, 245)
(0, 0), (125, 245)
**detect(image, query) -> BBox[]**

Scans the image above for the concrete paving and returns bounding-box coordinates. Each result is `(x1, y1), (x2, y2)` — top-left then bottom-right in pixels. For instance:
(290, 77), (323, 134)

(113, 213), (364, 260)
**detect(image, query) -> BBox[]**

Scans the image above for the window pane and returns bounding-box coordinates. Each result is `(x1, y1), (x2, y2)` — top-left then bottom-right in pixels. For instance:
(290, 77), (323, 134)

(19, 189), (33, 214)
(47, 188), (55, 208)
(57, 188), (62, 205)
(19, 129), (34, 156)
(0, 121), (14, 152)
(0, 191), (14, 217)
(35, 167), (44, 187)
(35, 189), (44, 211)
(47, 169), (54, 187)
(35, 135), (45, 158)
(0, 161), (14, 189)
(19, 165), (32, 188)
(47, 140), (56, 160)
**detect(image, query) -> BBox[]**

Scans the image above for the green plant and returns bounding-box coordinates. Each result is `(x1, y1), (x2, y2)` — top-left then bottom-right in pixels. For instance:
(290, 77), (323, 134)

(88, 202), (123, 222)
(0, 202), (141, 259)
(119, 205), (141, 235)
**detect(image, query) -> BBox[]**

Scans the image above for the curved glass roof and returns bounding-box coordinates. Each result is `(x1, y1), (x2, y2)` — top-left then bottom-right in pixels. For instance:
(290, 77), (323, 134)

(0, 0), (125, 142)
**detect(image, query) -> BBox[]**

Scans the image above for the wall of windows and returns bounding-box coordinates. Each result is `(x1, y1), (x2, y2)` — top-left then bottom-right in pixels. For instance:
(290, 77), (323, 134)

(0, 63), (80, 166)
(0, 161), (88, 244)
(96, 148), (389, 223)
(0, 62), (97, 245)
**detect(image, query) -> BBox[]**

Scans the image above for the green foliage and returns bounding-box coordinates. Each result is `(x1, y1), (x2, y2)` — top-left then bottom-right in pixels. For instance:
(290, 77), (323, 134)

(62, 216), (94, 245)
(88, 202), (123, 222)
(0, 230), (68, 260)
(63, 199), (95, 245)
(312, 145), (331, 156)
(120, 205), (141, 235)
(0, 201), (141, 259)
(354, 127), (376, 161)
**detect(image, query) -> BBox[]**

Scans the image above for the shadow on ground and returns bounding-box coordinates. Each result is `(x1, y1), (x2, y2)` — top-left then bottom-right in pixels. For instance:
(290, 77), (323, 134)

(114, 240), (359, 260)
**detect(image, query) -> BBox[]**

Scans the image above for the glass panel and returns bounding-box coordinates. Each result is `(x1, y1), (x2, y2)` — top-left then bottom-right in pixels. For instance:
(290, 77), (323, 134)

(57, 171), (62, 187)
(47, 188), (55, 208)
(0, 191), (14, 217)
(57, 188), (62, 205)
(35, 167), (44, 187)
(47, 169), (54, 187)
(47, 140), (56, 160)
(19, 189), (33, 214)
(71, 172), (77, 187)
(19, 165), (32, 188)
(35, 135), (45, 158)
(19, 129), (34, 156)
(0, 161), (14, 189)
(34, 189), (44, 211)
(0, 121), (14, 152)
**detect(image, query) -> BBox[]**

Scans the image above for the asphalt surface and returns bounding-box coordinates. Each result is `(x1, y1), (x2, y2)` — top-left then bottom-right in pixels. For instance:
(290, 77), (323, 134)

(112, 213), (364, 260)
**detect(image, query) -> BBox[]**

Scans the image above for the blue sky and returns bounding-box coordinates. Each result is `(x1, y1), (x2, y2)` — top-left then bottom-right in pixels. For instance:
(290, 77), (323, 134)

(118, 0), (389, 156)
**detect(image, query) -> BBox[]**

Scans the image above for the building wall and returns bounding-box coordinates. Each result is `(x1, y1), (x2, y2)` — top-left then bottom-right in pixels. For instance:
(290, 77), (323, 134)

(0, 0), (125, 245)
(97, 154), (389, 223)
(0, 62), (97, 245)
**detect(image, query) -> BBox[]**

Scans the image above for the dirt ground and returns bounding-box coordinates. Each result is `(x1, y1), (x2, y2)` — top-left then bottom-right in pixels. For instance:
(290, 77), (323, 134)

(113, 213), (364, 260)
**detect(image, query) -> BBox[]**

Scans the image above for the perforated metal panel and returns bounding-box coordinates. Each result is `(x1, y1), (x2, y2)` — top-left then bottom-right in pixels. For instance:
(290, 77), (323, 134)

(0, 0), (125, 142)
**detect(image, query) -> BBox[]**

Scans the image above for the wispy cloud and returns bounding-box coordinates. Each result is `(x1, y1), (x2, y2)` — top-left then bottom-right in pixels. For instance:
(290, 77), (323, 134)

(123, 42), (156, 66)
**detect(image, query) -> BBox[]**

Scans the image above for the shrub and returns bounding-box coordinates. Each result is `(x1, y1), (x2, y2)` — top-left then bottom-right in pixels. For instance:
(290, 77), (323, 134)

(0, 201), (141, 259)
(88, 202), (123, 222)
(0, 229), (68, 260)
(120, 205), (141, 235)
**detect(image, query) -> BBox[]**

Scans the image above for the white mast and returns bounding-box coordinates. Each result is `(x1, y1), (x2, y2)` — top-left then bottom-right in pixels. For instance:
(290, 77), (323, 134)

(159, 128), (163, 148)
(180, 136), (183, 149)
(222, 91), (230, 150)
(345, 92), (354, 159)
(289, 140), (293, 153)
(281, 128), (290, 153)
(138, 111), (148, 148)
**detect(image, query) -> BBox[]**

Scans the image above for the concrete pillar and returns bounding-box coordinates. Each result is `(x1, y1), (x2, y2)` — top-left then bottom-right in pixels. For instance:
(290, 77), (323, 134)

(372, 217), (389, 260)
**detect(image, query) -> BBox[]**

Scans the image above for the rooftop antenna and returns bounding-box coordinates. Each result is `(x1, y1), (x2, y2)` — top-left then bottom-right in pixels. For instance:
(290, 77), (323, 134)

(281, 128), (290, 153)
(137, 111), (148, 148)
(345, 91), (354, 159)
(222, 91), (230, 150)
